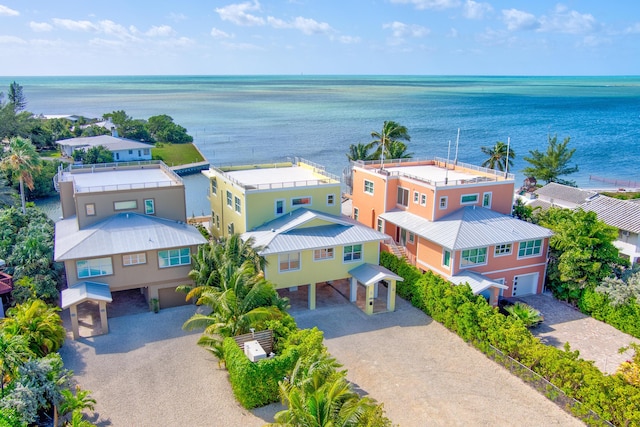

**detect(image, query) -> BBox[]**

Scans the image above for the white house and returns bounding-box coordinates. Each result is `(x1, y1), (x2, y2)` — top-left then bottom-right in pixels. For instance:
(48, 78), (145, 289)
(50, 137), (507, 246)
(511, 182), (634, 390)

(56, 135), (153, 162)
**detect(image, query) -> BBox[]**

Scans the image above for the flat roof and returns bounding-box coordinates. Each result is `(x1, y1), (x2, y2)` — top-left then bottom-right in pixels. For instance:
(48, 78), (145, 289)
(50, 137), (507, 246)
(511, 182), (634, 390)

(61, 168), (180, 193)
(226, 166), (334, 187)
(385, 164), (481, 183)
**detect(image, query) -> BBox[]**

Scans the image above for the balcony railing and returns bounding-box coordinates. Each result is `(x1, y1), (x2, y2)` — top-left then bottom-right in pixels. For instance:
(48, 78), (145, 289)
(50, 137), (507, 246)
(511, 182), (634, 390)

(0, 271), (13, 295)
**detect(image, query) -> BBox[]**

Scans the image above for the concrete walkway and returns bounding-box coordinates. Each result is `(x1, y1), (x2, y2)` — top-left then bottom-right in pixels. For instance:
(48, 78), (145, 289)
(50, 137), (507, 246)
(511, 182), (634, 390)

(520, 293), (639, 374)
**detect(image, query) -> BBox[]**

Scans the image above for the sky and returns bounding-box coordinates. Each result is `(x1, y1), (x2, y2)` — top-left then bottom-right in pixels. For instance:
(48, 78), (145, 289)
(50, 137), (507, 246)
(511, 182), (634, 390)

(0, 1), (638, 76)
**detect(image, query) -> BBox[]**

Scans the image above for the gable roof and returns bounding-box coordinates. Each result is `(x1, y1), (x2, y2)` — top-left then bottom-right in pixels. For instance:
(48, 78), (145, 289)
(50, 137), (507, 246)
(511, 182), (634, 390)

(580, 195), (640, 234)
(534, 182), (598, 205)
(55, 213), (207, 261)
(449, 271), (508, 295)
(61, 281), (113, 309)
(242, 208), (387, 255)
(380, 206), (552, 250)
(56, 135), (152, 151)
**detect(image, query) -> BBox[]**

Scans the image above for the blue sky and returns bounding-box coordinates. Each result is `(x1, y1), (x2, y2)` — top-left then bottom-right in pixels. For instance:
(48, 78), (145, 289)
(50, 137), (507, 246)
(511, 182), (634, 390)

(0, 1), (638, 76)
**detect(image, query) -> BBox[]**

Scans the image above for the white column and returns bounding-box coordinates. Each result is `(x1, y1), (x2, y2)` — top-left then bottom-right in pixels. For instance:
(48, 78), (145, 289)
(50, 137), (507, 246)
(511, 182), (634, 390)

(308, 283), (317, 310)
(350, 277), (358, 302)
(387, 280), (397, 312)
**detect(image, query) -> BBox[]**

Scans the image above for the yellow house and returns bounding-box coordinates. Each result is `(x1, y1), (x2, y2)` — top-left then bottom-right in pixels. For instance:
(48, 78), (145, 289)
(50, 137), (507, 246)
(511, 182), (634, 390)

(203, 158), (342, 239)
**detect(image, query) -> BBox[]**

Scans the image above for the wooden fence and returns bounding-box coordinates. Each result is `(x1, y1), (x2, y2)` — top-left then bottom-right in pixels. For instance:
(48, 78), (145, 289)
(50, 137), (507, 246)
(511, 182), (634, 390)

(233, 329), (274, 354)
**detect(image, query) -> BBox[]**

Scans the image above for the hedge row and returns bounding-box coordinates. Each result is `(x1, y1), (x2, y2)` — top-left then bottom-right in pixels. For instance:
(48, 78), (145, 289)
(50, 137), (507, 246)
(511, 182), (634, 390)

(380, 252), (640, 427)
(579, 288), (640, 339)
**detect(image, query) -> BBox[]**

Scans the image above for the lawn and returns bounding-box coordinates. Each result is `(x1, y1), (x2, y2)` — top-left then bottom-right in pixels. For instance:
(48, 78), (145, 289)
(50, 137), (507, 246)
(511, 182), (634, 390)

(38, 149), (62, 158)
(152, 143), (204, 166)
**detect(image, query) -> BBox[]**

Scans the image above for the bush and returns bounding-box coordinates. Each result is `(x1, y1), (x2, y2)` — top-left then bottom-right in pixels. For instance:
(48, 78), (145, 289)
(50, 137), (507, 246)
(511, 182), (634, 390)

(579, 288), (640, 339)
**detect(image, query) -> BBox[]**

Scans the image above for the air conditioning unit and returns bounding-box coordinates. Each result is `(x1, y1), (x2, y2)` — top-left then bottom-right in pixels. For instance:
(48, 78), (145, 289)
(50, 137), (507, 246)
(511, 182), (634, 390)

(244, 340), (266, 362)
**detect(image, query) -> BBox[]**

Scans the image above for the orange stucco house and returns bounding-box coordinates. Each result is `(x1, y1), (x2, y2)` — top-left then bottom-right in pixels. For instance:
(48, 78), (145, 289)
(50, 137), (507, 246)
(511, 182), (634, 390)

(349, 158), (552, 304)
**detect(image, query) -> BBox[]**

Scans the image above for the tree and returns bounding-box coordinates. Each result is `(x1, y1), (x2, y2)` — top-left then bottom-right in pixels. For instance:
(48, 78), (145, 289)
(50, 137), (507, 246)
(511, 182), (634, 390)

(1, 299), (66, 357)
(522, 134), (578, 185)
(0, 137), (41, 214)
(82, 145), (114, 164)
(346, 142), (375, 162)
(370, 121), (411, 162)
(7, 82), (26, 112)
(102, 110), (130, 127)
(0, 334), (34, 397)
(147, 114), (192, 144)
(58, 387), (96, 426)
(481, 141), (515, 171)
(384, 140), (413, 160)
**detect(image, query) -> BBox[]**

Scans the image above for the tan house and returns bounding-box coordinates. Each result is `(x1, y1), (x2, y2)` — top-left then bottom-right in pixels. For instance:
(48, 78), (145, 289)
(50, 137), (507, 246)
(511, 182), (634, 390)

(54, 161), (207, 337)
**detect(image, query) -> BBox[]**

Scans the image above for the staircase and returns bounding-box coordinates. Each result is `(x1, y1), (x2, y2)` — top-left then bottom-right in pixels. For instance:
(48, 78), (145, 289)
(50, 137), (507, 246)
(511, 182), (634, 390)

(386, 240), (407, 260)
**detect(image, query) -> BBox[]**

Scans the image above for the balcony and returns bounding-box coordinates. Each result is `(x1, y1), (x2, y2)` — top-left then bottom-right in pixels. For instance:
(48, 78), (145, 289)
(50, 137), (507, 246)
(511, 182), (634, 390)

(0, 271), (13, 295)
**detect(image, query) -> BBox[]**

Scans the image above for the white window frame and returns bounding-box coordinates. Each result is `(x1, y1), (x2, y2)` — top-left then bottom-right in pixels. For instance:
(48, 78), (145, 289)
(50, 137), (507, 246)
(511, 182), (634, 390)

(460, 193), (479, 205)
(439, 196), (448, 210)
(226, 190), (233, 207)
(408, 232), (415, 244)
(313, 247), (334, 261)
(227, 223), (234, 235)
(291, 196), (312, 207)
(397, 187), (410, 207)
(460, 247), (488, 267)
(364, 180), (374, 195)
(211, 179), (217, 196)
(483, 192), (492, 208)
(420, 193), (427, 206)
(518, 239), (543, 258)
(279, 252), (301, 272)
(77, 257), (113, 278)
(85, 203), (96, 216)
(114, 200), (137, 211)
(343, 244), (363, 263)
(158, 248), (191, 268)
(353, 207), (359, 221)
(123, 253), (147, 266)
(144, 199), (155, 215)
(442, 249), (451, 268)
(275, 199), (285, 215)
(413, 191), (420, 204)
(377, 218), (384, 232)
(234, 196), (242, 214)
(494, 243), (512, 257)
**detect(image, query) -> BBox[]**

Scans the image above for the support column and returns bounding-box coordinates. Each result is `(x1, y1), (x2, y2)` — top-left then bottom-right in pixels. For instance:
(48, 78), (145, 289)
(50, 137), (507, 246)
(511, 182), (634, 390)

(69, 305), (80, 340)
(489, 287), (500, 306)
(387, 280), (397, 312)
(373, 282), (379, 298)
(99, 301), (109, 334)
(365, 284), (374, 315)
(350, 277), (358, 302)
(308, 283), (316, 310)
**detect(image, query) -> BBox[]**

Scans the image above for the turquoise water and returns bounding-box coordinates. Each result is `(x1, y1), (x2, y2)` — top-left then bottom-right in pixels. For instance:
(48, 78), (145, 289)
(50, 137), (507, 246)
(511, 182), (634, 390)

(5, 75), (640, 189)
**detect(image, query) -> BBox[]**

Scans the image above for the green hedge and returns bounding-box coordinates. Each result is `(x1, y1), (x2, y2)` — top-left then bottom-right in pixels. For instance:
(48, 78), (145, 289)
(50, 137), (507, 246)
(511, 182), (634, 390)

(579, 288), (640, 339)
(224, 327), (325, 409)
(380, 254), (640, 427)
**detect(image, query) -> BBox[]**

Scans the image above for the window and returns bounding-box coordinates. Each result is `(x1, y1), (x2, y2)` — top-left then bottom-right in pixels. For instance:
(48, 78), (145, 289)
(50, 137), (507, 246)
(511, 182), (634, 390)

(314, 247), (334, 261)
(128, 150), (133, 154)
(353, 207), (359, 221)
(364, 180), (374, 194)
(114, 200), (137, 211)
(143, 149), (150, 155)
(234, 196), (241, 214)
(275, 199), (285, 215)
(85, 203), (96, 216)
(123, 253), (146, 266)
(226, 191), (233, 207)
(158, 248), (191, 268)
(518, 239), (542, 257)
(144, 199), (155, 215)
(420, 194), (427, 206)
(279, 252), (300, 272)
(461, 247), (487, 267)
(343, 244), (362, 262)
(291, 196), (311, 206)
(483, 192), (492, 208)
(439, 196), (448, 210)
(461, 194), (479, 204)
(138, 150), (141, 157)
(413, 191), (420, 204)
(494, 244), (512, 256)
(377, 218), (384, 232)
(397, 187), (409, 207)
(115, 153), (120, 160)
(442, 250), (451, 267)
(211, 180), (217, 196)
(215, 214), (220, 229)
(408, 232), (415, 243)
(228, 223), (234, 235)
(77, 257), (113, 278)
(327, 194), (335, 206)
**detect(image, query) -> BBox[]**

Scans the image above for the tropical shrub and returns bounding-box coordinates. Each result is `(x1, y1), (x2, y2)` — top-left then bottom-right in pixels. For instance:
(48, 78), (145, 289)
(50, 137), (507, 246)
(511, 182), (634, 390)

(1, 299), (66, 357)
(504, 302), (544, 328)
(579, 288), (640, 339)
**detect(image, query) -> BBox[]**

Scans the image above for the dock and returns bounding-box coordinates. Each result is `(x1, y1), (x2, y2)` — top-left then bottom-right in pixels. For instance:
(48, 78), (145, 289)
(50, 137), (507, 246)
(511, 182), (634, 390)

(170, 161), (210, 176)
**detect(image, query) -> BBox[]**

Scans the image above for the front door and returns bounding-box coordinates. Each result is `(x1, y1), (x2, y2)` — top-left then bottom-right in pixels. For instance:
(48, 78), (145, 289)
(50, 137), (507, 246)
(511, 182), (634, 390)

(399, 228), (407, 246)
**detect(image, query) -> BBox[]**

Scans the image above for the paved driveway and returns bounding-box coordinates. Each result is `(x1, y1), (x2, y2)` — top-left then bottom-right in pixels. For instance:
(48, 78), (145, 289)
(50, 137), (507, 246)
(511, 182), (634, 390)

(520, 293), (639, 374)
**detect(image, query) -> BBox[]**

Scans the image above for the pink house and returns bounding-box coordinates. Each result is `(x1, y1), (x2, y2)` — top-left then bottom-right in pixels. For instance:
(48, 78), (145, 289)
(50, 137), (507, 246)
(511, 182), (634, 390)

(350, 158), (552, 304)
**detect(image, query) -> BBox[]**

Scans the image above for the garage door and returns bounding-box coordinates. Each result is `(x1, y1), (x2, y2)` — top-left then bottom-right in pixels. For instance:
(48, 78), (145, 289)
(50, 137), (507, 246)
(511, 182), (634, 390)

(512, 273), (538, 296)
(158, 286), (191, 309)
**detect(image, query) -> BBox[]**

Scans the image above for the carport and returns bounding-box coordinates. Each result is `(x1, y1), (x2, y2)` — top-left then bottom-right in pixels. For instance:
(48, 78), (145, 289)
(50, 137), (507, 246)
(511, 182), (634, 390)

(61, 281), (112, 339)
(348, 264), (403, 315)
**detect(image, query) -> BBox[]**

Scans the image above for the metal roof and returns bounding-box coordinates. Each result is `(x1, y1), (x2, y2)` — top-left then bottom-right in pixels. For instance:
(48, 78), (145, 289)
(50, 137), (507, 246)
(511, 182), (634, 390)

(242, 208), (387, 255)
(56, 135), (153, 151)
(449, 271), (508, 295)
(54, 213), (207, 261)
(61, 281), (113, 309)
(581, 195), (640, 234)
(380, 206), (552, 250)
(348, 263), (403, 286)
(534, 182), (598, 205)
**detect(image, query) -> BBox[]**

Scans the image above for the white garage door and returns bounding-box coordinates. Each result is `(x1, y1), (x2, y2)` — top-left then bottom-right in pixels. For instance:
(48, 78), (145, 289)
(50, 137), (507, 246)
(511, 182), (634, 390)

(512, 273), (539, 296)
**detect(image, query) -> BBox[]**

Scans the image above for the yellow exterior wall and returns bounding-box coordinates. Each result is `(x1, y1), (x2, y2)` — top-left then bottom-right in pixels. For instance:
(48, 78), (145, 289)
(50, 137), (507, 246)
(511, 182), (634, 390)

(263, 240), (380, 289)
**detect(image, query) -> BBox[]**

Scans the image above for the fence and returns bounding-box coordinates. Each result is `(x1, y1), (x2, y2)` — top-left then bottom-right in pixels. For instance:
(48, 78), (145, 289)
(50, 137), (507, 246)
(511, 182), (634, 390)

(484, 343), (614, 426)
(232, 329), (274, 355)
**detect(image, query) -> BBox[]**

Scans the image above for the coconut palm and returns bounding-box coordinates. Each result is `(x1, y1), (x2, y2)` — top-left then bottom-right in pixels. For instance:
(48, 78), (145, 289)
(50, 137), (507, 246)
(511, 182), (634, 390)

(0, 137), (41, 214)
(1, 299), (66, 357)
(385, 140), (413, 160)
(505, 302), (544, 328)
(370, 121), (411, 162)
(0, 333), (34, 396)
(480, 141), (515, 172)
(346, 142), (375, 162)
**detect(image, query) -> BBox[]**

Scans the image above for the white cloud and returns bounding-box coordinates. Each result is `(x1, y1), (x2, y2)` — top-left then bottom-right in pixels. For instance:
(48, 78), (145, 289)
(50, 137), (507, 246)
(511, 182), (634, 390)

(539, 5), (598, 34)
(216, 1), (265, 26)
(0, 5), (19, 16)
(30, 21), (53, 32)
(220, 41), (264, 50)
(336, 35), (360, 44)
(383, 21), (429, 38)
(579, 35), (610, 47)
(463, 0), (492, 20)
(211, 27), (233, 38)
(502, 9), (539, 31)
(52, 18), (96, 32)
(0, 35), (26, 44)
(625, 23), (640, 34)
(168, 12), (187, 22)
(447, 27), (458, 38)
(266, 15), (334, 36)
(145, 25), (175, 37)
(390, 0), (460, 10)
(158, 37), (195, 48)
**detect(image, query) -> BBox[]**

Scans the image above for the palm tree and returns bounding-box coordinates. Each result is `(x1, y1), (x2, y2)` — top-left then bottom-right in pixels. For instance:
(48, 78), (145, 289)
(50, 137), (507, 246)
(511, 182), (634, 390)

(59, 386), (96, 426)
(480, 141), (515, 172)
(370, 121), (411, 162)
(345, 142), (375, 162)
(1, 299), (66, 357)
(0, 137), (41, 214)
(385, 141), (413, 160)
(0, 333), (34, 396)
(522, 134), (578, 185)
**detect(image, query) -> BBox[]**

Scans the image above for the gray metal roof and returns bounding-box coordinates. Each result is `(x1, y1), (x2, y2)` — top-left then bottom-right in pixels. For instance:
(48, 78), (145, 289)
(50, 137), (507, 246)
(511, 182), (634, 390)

(242, 208), (387, 255)
(61, 281), (113, 309)
(55, 213), (207, 261)
(449, 271), (508, 295)
(56, 135), (152, 151)
(380, 206), (552, 250)
(348, 263), (403, 286)
(581, 195), (640, 234)
(534, 182), (598, 205)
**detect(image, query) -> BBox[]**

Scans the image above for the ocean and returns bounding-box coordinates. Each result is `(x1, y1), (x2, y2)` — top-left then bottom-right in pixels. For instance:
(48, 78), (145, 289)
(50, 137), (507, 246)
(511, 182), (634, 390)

(3, 75), (639, 217)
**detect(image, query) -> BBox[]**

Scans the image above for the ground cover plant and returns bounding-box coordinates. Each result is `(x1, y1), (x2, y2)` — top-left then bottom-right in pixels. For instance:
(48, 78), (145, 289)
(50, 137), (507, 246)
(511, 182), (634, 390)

(152, 142), (204, 166)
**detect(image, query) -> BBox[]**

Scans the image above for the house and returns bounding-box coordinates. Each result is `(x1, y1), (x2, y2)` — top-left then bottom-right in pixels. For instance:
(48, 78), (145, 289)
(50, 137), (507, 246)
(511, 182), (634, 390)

(350, 158), (553, 303)
(204, 158), (401, 313)
(53, 161), (207, 338)
(56, 135), (153, 162)
(532, 182), (598, 210)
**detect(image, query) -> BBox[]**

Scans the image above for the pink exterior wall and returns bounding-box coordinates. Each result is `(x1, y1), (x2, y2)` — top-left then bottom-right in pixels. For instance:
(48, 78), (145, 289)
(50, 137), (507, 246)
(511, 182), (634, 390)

(432, 182), (514, 220)
(351, 168), (388, 228)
